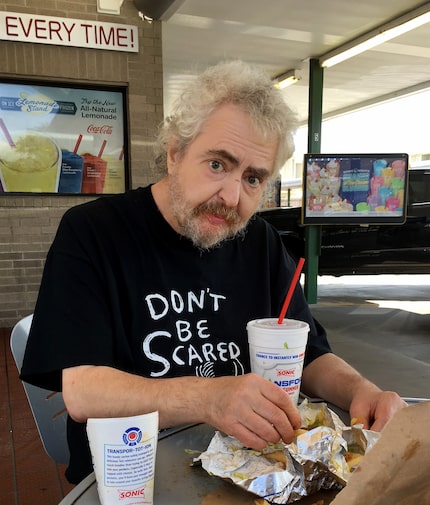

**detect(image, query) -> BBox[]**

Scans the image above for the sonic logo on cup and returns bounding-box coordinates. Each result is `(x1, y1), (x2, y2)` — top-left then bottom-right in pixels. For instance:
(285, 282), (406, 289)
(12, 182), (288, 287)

(277, 369), (295, 376)
(122, 427), (142, 446)
(118, 487), (145, 500)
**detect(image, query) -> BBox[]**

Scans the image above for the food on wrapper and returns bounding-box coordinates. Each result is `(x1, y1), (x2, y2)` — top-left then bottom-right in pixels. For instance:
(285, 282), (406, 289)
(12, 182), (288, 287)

(344, 452), (363, 472)
(194, 401), (380, 504)
(350, 416), (366, 426)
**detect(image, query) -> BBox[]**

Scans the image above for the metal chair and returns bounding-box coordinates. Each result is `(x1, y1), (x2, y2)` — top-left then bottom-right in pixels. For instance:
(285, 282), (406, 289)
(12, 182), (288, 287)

(10, 314), (70, 464)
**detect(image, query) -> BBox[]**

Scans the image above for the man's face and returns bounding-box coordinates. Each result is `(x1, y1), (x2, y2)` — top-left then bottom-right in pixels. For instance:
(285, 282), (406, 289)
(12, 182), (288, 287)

(165, 104), (278, 250)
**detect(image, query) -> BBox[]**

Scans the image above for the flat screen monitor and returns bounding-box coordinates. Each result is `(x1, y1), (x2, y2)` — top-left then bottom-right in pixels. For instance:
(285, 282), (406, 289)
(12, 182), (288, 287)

(302, 153), (409, 225)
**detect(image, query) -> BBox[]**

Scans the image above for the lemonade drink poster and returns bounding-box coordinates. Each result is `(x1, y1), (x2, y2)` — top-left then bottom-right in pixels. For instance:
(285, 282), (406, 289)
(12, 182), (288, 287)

(0, 81), (127, 194)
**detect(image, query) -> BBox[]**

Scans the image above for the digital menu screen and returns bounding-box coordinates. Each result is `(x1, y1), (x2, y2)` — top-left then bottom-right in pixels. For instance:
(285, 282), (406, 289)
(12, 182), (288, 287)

(302, 153), (409, 225)
(0, 79), (129, 194)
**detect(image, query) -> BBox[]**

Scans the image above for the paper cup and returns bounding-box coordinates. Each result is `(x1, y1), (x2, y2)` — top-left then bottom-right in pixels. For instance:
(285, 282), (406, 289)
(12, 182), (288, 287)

(86, 411), (159, 505)
(247, 318), (309, 404)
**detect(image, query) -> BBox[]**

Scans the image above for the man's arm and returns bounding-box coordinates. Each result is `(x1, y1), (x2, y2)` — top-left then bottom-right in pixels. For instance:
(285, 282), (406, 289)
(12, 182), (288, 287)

(63, 365), (302, 450)
(301, 353), (407, 430)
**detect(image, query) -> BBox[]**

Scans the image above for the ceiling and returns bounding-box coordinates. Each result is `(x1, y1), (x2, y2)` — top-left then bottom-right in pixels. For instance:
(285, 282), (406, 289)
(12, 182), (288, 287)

(160, 0), (430, 125)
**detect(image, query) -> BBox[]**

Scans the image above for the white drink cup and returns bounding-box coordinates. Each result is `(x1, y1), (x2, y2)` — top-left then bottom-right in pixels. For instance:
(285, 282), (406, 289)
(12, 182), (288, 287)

(86, 411), (159, 505)
(247, 318), (309, 404)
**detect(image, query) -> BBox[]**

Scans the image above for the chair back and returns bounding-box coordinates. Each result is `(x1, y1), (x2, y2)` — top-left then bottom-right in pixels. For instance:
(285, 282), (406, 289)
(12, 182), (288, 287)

(10, 314), (70, 464)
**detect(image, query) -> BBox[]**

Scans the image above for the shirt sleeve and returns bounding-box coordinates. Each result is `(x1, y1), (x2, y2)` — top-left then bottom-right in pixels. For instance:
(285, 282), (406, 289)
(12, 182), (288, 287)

(20, 204), (116, 391)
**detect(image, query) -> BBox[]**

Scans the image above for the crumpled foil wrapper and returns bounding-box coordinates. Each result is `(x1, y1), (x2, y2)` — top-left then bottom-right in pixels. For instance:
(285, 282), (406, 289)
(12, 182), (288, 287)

(194, 400), (380, 504)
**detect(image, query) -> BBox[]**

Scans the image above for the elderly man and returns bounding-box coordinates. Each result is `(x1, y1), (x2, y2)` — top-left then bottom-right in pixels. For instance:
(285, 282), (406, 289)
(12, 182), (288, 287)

(21, 60), (406, 484)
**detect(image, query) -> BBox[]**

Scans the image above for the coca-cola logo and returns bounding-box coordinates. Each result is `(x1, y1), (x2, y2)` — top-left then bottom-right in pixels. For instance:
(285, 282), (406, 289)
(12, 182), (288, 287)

(87, 124), (113, 134)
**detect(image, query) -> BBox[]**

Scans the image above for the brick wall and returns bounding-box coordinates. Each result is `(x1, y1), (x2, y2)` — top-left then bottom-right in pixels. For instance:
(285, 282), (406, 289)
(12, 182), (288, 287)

(0, 0), (164, 327)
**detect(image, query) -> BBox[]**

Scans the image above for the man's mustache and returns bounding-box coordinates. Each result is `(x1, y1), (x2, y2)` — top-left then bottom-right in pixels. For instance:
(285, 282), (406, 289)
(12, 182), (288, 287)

(192, 202), (242, 226)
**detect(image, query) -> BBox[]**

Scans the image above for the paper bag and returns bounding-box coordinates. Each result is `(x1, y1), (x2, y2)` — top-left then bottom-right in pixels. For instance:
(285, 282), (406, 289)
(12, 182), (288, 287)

(331, 402), (430, 505)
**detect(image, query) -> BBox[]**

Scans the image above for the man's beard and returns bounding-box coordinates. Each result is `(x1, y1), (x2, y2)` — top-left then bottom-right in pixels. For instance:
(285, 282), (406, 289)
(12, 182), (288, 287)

(168, 177), (249, 250)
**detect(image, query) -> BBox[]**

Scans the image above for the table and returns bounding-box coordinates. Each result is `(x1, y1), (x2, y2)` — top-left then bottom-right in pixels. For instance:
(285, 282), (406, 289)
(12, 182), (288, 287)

(58, 398), (357, 505)
(58, 399), (354, 505)
(58, 421), (344, 505)
(57, 398), (428, 504)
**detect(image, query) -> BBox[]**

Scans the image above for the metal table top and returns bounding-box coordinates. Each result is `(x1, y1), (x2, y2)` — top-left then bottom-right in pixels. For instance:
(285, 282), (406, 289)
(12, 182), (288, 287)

(58, 421), (343, 505)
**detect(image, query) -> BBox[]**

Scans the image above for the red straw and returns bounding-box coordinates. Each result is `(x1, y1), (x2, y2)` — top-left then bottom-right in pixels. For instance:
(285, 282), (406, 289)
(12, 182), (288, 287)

(98, 140), (107, 158)
(73, 134), (82, 154)
(0, 118), (16, 147)
(119, 146), (124, 161)
(278, 257), (305, 324)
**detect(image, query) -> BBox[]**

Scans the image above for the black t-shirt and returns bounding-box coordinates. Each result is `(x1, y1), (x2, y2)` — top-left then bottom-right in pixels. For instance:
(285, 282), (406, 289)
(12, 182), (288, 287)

(21, 185), (331, 483)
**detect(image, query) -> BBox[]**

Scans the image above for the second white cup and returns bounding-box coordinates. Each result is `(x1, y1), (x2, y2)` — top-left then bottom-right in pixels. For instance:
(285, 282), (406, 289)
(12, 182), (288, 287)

(247, 318), (309, 404)
(86, 411), (159, 505)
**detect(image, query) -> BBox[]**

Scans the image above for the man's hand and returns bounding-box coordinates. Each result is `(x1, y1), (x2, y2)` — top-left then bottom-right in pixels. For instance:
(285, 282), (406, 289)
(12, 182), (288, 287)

(202, 373), (302, 450)
(350, 390), (408, 431)
(301, 353), (408, 432)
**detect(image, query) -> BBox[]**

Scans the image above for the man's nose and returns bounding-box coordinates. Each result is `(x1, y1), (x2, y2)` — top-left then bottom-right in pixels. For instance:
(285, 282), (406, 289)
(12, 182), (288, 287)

(218, 174), (241, 207)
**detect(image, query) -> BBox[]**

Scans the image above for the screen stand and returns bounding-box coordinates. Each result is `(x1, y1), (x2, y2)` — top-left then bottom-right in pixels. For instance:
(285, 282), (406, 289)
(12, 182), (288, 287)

(304, 225), (321, 304)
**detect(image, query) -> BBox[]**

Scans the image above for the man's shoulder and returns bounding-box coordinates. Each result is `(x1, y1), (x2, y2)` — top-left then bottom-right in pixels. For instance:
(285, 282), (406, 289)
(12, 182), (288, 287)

(63, 187), (150, 222)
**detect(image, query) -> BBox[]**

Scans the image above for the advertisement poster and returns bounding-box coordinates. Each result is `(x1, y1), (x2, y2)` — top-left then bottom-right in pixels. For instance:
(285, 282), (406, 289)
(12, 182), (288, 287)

(303, 153), (408, 225)
(0, 80), (128, 194)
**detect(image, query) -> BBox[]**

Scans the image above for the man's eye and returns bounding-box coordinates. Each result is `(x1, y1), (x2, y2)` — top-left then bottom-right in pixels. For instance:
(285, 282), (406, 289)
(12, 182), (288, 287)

(209, 160), (224, 172)
(247, 176), (261, 187)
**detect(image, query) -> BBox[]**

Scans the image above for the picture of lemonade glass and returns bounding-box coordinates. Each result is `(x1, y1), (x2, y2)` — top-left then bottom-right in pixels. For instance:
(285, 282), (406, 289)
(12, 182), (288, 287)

(0, 131), (61, 192)
(103, 154), (125, 194)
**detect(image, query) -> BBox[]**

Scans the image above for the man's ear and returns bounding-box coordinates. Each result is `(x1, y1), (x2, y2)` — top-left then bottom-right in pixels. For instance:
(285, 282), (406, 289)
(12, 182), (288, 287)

(166, 139), (181, 175)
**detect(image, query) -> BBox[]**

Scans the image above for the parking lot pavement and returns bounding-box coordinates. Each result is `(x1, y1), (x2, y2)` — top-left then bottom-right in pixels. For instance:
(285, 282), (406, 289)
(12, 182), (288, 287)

(309, 275), (430, 399)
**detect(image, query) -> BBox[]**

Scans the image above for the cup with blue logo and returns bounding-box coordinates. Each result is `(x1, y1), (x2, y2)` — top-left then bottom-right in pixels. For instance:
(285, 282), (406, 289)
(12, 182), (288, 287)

(86, 411), (159, 505)
(247, 318), (309, 404)
(58, 149), (84, 193)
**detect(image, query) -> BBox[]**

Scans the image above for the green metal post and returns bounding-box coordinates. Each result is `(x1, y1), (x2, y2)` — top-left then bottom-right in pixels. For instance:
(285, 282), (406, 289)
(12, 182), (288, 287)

(304, 59), (323, 303)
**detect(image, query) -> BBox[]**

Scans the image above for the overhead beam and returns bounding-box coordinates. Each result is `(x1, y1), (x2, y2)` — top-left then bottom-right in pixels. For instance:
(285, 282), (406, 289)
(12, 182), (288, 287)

(133, 0), (185, 20)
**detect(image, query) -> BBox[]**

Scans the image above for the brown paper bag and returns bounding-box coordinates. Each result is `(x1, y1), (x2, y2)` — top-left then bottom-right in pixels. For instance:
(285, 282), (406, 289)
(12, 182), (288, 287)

(331, 402), (430, 505)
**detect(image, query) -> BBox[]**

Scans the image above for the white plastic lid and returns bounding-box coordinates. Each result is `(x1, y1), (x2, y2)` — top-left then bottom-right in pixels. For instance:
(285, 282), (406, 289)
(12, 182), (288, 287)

(251, 318), (308, 330)
(247, 318), (309, 348)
